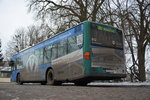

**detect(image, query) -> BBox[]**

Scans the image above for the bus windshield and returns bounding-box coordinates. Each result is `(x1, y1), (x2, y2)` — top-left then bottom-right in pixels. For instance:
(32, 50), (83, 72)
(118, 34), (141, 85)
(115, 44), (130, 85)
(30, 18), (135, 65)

(91, 23), (123, 49)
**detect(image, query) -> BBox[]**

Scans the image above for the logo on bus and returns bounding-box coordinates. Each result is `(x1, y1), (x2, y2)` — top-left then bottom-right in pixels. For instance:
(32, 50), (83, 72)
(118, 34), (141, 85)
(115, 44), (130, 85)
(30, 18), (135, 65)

(26, 54), (38, 72)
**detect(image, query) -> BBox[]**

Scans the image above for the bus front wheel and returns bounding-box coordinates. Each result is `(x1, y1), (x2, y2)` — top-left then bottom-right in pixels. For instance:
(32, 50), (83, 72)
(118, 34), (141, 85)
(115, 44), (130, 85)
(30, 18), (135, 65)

(16, 74), (23, 85)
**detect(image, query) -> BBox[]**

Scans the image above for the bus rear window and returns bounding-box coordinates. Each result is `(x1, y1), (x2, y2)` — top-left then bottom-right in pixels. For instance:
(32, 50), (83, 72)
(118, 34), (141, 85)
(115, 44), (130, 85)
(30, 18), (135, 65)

(91, 23), (123, 49)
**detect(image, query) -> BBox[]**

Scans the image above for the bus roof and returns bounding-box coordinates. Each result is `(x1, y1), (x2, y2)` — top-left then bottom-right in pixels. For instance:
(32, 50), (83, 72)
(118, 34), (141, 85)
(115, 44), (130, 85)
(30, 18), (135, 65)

(82, 21), (121, 30)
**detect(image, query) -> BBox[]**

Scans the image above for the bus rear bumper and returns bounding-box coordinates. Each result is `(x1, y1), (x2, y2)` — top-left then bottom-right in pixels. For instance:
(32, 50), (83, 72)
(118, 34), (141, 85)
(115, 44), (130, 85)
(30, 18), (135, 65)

(73, 73), (126, 82)
(85, 73), (126, 80)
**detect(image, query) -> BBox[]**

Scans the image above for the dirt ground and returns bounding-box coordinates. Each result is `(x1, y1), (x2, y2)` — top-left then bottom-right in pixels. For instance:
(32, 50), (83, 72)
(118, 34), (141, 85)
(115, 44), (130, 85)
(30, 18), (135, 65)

(0, 83), (150, 100)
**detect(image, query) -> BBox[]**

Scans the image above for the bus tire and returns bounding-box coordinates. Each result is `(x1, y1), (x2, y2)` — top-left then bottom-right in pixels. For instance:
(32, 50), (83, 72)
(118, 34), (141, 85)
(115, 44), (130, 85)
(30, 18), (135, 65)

(16, 74), (23, 85)
(47, 69), (55, 85)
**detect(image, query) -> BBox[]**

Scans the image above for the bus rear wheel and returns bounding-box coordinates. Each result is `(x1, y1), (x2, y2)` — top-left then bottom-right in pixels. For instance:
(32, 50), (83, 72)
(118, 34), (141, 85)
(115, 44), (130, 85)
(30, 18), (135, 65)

(47, 69), (55, 85)
(16, 74), (23, 85)
(47, 69), (62, 85)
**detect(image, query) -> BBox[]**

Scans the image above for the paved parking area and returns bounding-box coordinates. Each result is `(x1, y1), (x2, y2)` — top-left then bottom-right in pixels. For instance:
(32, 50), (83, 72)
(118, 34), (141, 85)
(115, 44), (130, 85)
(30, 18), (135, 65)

(0, 83), (150, 100)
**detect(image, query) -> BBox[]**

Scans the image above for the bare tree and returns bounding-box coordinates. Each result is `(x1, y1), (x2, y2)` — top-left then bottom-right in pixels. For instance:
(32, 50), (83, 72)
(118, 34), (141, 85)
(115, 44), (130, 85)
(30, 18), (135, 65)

(126, 0), (149, 81)
(27, 0), (105, 32)
(105, 0), (150, 81)
(27, 25), (40, 46)
(4, 28), (27, 60)
(5, 23), (53, 60)
(0, 39), (3, 63)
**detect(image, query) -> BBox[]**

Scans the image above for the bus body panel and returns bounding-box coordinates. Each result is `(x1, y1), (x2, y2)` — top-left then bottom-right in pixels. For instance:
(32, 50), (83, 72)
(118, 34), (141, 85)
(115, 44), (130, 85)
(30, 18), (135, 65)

(91, 46), (126, 74)
(83, 21), (91, 74)
(11, 23), (84, 82)
(11, 69), (20, 82)
(52, 49), (84, 81)
(20, 63), (51, 82)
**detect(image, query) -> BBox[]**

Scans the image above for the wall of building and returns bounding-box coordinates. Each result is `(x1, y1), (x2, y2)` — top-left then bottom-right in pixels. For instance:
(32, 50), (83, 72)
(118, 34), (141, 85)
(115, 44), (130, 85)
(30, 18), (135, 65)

(0, 78), (10, 82)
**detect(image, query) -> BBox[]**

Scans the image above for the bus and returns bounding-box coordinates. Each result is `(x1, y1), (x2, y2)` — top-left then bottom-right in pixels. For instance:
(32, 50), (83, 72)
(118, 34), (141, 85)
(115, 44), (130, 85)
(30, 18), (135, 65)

(10, 21), (126, 85)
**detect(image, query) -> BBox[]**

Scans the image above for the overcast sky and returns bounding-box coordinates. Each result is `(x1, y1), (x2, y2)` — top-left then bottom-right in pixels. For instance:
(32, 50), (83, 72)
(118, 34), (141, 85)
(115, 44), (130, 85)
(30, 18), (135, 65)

(0, 0), (34, 52)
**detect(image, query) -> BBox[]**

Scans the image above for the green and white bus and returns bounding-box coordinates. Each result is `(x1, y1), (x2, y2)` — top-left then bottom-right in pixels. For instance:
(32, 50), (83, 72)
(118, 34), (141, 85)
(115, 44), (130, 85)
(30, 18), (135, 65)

(11, 21), (126, 85)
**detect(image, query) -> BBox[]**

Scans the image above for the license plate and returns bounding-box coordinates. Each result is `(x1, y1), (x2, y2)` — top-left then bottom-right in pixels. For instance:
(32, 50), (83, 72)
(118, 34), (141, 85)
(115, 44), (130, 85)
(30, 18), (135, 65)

(106, 70), (115, 73)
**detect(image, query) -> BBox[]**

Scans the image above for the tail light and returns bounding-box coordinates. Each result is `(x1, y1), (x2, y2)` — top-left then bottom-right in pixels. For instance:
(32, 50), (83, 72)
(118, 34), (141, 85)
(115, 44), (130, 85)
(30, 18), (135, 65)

(91, 68), (96, 71)
(84, 52), (90, 60)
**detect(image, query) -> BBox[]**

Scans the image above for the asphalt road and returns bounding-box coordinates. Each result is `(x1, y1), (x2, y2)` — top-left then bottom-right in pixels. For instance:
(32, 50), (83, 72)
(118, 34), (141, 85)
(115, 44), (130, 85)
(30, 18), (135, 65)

(0, 83), (150, 100)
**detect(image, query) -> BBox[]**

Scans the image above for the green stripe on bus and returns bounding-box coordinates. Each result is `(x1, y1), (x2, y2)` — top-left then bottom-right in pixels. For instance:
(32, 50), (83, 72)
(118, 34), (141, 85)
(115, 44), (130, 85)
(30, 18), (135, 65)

(83, 21), (91, 74)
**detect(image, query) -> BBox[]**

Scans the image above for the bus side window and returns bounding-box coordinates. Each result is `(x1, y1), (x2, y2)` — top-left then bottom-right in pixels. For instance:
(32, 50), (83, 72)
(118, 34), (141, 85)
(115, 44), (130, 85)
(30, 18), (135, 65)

(16, 57), (23, 69)
(23, 53), (29, 68)
(51, 43), (58, 60)
(38, 49), (44, 66)
(67, 36), (79, 53)
(57, 40), (67, 58)
(44, 45), (52, 64)
(34, 49), (44, 66)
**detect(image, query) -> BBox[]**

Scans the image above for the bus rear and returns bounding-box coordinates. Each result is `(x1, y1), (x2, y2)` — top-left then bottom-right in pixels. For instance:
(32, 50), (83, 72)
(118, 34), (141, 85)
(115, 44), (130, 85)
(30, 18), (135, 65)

(82, 21), (126, 82)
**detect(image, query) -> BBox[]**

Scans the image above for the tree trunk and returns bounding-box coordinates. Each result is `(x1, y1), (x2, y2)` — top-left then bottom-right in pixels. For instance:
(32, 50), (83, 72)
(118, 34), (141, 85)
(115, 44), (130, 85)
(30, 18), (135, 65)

(138, 43), (146, 81)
